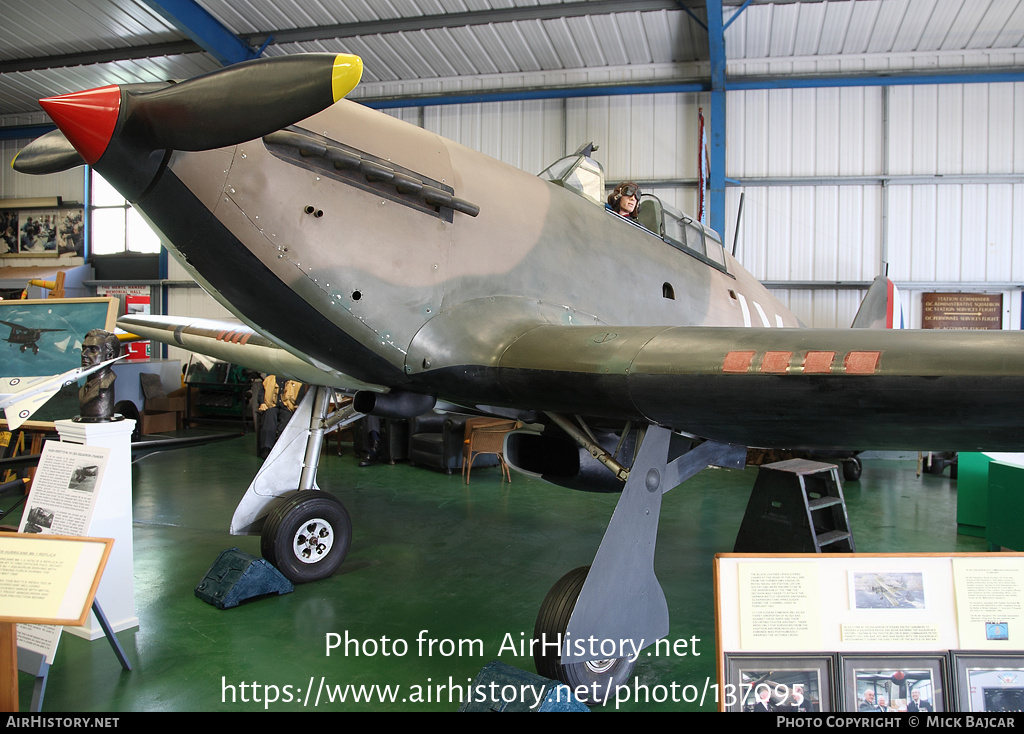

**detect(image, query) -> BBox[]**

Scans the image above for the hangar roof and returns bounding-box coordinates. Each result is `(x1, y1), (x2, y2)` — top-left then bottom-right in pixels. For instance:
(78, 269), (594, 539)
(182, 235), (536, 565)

(2, 0), (1023, 124)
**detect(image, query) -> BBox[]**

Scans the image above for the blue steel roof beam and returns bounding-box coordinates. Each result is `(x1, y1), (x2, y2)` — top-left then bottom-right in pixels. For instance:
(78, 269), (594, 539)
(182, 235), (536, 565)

(6, 66), (1024, 140)
(722, 0), (754, 31)
(706, 1), (727, 239)
(728, 68), (1024, 89)
(362, 66), (1024, 109)
(139, 0), (259, 67)
(365, 81), (711, 109)
(674, 1), (707, 30)
(0, 124), (55, 142)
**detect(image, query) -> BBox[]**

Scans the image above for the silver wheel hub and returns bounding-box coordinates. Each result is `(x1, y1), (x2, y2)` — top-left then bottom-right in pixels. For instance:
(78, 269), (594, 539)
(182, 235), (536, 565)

(292, 518), (334, 564)
(585, 659), (616, 674)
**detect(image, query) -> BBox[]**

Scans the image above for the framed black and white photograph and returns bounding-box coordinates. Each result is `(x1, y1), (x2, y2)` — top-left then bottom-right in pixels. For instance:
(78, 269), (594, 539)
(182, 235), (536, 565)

(840, 654), (946, 712)
(953, 652), (1024, 713)
(724, 653), (834, 712)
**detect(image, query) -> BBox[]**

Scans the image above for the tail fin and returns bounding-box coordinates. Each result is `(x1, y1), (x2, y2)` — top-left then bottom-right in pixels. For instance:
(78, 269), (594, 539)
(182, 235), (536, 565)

(852, 276), (905, 329)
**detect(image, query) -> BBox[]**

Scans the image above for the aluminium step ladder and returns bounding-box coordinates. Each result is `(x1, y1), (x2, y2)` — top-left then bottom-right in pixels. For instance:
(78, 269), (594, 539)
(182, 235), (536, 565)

(734, 458), (855, 553)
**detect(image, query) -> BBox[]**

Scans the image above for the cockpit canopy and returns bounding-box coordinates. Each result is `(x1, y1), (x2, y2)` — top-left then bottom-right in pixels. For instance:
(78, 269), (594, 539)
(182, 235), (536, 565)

(538, 143), (606, 205)
(538, 143), (728, 273)
(636, 195), (727, 271)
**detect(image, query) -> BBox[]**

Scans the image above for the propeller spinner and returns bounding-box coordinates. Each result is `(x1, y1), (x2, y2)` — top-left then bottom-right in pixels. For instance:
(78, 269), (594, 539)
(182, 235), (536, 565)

(16, 53), (363, 177)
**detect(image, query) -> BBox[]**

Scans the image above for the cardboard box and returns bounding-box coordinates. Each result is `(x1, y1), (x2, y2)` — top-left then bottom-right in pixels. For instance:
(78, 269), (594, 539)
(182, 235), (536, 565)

(145, 386), (187, 413)
(140, 410), (178, 435)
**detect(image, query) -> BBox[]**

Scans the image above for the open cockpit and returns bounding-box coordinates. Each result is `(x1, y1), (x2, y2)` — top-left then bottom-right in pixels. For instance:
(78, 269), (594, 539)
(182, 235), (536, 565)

(539, 143), (729, 274)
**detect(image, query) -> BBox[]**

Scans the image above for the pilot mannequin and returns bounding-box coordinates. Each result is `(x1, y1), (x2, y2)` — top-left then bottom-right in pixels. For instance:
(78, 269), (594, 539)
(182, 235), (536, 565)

(606, 181), (641, 220)
(257, 374), (302, 458)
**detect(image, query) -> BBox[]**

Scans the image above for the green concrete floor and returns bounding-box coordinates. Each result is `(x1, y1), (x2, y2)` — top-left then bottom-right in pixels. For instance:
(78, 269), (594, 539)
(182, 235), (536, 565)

(14, 436), (984, 712)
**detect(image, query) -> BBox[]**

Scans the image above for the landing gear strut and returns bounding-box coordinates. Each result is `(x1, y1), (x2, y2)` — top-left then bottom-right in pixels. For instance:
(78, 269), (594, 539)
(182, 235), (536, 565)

(533, 418), (746, 703)
(230, 385), (363, 584)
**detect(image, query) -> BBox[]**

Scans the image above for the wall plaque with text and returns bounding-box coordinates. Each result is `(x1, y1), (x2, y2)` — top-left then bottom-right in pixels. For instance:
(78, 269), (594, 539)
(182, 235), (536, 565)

(922, 292), (1002, 330)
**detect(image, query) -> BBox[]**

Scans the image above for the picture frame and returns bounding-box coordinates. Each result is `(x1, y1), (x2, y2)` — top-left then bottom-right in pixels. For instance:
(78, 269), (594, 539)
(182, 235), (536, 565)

(0, 533), (112, 626)
(723, 653), (834, 712)
(840, 653), (947, 712)
(0, 207), (84, 257)
(953, 652), (1024, 713)
(0, 297), (118, 425)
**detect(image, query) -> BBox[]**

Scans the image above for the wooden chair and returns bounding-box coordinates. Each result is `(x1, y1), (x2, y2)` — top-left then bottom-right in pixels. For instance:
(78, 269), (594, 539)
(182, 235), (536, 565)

(461, 417), (519, 484)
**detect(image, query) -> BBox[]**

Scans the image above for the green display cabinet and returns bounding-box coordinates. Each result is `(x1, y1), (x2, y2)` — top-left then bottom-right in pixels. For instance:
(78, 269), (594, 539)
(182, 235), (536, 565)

(957, 453), (993, 537)
(958, 452), (1024, 543)
(987, 460), (1024, 551)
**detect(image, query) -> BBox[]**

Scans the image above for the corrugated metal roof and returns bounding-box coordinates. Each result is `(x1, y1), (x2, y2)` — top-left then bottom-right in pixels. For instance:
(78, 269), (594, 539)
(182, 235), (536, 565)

(1, 0), (1022, 122)
(727, 0), (1024, 59)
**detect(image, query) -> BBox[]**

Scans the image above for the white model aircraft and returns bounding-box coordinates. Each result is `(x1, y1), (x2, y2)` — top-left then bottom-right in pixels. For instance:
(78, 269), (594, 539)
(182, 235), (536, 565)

(0, 357), (125, 430)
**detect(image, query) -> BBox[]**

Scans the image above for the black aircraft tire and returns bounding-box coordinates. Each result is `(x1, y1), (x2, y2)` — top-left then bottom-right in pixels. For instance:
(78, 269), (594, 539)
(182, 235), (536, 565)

(843, 457), (862, 482)
(533, 565), (637, 706)
(113, 400), (141, 441)
(261, 490), (351, 584)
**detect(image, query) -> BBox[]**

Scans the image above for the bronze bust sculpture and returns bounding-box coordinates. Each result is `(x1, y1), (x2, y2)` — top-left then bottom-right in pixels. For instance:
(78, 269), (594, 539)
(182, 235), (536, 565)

(77, 329), (121, 422)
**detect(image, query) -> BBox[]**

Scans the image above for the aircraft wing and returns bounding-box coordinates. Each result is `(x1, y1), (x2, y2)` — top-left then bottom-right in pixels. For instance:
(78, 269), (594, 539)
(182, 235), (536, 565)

(116, 314), (381, 393)
(0, 375), (64, 430)
(480, 323), (1024, 452)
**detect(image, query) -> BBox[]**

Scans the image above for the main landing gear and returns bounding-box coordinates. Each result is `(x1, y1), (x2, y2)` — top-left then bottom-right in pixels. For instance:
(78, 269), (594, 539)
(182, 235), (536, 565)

(260, 490), (352, 583)
(534, 565), (637, 705)
(230, 385), (362, 584)
(530, 417), (746, 704)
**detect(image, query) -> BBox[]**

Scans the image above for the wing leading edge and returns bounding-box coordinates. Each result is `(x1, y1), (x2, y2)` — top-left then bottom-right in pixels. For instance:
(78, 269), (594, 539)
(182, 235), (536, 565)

(116, 314), (381, 393)
(123, 314), (1024, 452)
(475, 324), (1024, 452)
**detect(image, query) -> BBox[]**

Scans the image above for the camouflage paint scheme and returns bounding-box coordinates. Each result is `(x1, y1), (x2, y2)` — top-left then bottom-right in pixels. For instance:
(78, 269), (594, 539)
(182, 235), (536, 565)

(16, 53), (1024, 692)
(114, 95), (1024, 452)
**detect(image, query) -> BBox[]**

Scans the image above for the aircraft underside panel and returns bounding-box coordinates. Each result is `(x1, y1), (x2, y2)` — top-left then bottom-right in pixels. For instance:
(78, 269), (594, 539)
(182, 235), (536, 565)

(420, 362), (1024, 451)
(413, 324), (1024, 452)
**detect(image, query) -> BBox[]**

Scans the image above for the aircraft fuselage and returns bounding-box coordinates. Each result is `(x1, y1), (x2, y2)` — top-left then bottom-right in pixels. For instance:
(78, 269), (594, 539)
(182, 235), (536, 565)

(140, 101), (794, 406)
(91, 94), (1024, 451)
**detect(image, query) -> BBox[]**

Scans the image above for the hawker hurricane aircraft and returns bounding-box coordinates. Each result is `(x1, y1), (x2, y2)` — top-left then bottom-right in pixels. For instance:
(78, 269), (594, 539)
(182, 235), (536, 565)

(15, 53), (1024, 702)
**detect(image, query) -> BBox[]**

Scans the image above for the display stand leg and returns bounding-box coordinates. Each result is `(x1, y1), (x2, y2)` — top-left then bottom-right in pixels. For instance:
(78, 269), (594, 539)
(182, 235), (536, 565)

(29, 662), (47, 714)
(12, 600), (128, 714)
(16, 648), (47, 713)
(92, 599), (131, 671)
(1, 622), (17, 712)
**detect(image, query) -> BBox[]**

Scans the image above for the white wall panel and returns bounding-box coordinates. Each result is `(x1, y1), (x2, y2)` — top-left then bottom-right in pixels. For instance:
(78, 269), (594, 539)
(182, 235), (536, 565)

(957, 185), (985, 281)
(986, 185), (1014, 280)
(886, 183), (1023, 285)
(164, 257), (233, 365)
(729, 84), (885, 178)
(1013, 185), (1024, 282)
(731, 183), (884, 283)
(725, 74), (1023, 327)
